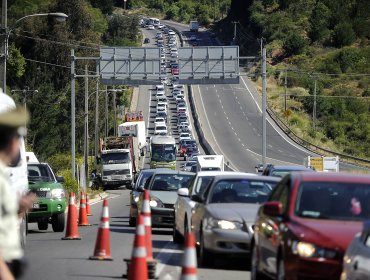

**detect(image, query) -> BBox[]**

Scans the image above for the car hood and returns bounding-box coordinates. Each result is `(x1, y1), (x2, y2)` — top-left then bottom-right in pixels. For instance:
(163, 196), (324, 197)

(28, 181), (62, 191)
(290, 217), (362, 252)
(205, 203), (260, 223)
(150, 190), (178, 205)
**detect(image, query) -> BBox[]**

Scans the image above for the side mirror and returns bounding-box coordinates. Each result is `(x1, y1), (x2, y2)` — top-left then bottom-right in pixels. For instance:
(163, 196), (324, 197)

(177, 188), (189, 197)
(191, 194), (204, 203)
(56, 176), (64, 183)
(137, 186), (145, 192)
(263, 201), (283, 216)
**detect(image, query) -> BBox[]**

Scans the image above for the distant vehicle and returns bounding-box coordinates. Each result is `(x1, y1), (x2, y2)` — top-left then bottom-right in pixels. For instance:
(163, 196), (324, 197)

(182, 161), (197, 172)
(28, 162), (66, 232)
(189, 20), (199, 32)
(197, 155), (224, 172)
(157, 111), (168, 122)
(261, 164), (315, 177)
(341, 221), (370, 280)
(154, 124), (167, 136)
(158, 24), (164, 29)
(148, 18), (160, 27)
(150, 136), (177, 170)
(179, 132), (192, 142)
(252, 172), (370, 280)
(144, 38), (150, 44)
(154, 117), (166, 126)
(191, 174), (279, 266)
(147, 25), (155, 30)
(136, 170), (195, 228)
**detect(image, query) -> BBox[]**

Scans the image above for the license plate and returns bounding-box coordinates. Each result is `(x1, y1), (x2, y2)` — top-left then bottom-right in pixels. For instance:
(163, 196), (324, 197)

(112, 175), (123, 180)
(33, 203), (40, 209)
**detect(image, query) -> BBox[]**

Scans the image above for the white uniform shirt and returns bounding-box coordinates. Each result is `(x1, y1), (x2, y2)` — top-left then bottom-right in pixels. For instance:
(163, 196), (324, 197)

(0, 161), (23, 262)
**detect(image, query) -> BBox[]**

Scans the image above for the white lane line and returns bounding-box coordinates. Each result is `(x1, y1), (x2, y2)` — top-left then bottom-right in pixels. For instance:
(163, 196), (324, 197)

(231, 127), (235, 131)
(238, 138), (241, 142)
(155, 241), (181, 278)
(89, 194), (121, 206)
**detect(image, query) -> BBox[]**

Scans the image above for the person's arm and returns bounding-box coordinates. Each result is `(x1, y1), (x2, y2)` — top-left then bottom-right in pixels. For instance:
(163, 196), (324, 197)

(0, 256), (14, 280)
(18, 192), (36, 218)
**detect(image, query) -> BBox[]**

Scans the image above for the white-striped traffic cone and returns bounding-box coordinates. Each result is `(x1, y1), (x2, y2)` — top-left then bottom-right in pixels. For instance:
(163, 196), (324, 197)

(128, 214), (148, 280)
(141, 190), (153, 260)
(180, 232), (198, 280)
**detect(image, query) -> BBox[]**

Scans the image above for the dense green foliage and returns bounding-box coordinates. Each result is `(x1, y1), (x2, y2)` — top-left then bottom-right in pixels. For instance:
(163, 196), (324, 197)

(7, 0), (140, 171)
(130, 0), (231, 26)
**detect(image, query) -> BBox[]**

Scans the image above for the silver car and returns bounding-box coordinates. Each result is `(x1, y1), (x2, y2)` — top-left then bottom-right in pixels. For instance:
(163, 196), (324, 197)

(190, 174), (280, 267)
(341, 221), (370, 280)
(137, 170), (195, 228)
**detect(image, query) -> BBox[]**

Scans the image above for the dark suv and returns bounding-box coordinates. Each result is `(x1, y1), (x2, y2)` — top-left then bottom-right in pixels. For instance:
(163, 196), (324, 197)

(261, 164), (314, 177)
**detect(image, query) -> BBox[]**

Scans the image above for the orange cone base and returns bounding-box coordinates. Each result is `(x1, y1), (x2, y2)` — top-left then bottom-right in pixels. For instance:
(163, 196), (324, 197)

(78, 224), (92, 226)
(123, 258), (158, 279)
(87, 214), (93, 216)
(89, 255), (113, 261)
(61, 236), (81, 240)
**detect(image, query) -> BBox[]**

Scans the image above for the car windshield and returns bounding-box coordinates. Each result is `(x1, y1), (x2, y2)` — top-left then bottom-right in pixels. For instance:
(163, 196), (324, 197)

(151, 144), (176, 162)
(295, 182), (370, 221)
(28, 164), (54, 182)
(136, 172), (153, 189)
(101, 152), (130, 164)
(209, 179), (276, 204)
(194, 176), (213, 194)
(148, 174), (195, 191)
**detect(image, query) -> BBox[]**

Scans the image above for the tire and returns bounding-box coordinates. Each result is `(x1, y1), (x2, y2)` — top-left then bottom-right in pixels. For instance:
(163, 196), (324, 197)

(52, 213), (65, 232)
(173, 218), (183, 244)
(129, 216), (136, 227)
(251, 243), (266, 280)
(37, 220), (49, 231)
(199, 232), (214, 267)
(277, 257), (285, 280)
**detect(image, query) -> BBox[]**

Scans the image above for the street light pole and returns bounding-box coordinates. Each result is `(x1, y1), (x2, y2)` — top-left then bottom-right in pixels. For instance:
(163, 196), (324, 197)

(262, 48), (267, 168)
(84, 65), (89, 191)
(94, 80), (99, 166)
(0, 0), (7, 91)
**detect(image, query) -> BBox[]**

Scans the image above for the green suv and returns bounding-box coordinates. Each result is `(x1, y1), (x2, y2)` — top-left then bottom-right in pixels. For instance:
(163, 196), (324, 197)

(27, 163), (66, 232)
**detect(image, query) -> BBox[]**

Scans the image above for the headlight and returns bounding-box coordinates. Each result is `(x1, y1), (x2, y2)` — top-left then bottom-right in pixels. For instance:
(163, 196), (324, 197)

(292, 241), (336, 259)
(149, 196), (164, 208)
(49, 189), (65, 199)
(205, 217), (243, 230)
(134, 196), (140, 203)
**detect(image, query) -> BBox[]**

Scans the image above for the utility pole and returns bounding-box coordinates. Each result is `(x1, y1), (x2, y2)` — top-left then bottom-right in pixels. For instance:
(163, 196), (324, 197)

(231, 21), (237, 45)
(1, 0), (7, 91)
(262, 48), (267, 168)
(84, 65), (89, 191)
(313, 78), (317, 130)
(94, 80), (99, 166)
(284, 67), (287, 112)
(71, 49), (76, 180)
(113, 86), (116, 136)
(105, 86), (108, 138)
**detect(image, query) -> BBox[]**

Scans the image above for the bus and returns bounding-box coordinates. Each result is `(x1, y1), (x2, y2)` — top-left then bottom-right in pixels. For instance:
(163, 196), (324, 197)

(150, 135), (176, 170)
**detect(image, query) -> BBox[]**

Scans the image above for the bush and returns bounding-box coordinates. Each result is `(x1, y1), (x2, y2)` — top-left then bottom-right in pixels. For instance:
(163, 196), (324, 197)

(283, 33), (307, 56)
(332, 22), (356, 47)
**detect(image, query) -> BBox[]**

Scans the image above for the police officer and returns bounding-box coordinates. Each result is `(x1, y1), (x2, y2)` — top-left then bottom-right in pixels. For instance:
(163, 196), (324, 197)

(0, 105), (34, 279)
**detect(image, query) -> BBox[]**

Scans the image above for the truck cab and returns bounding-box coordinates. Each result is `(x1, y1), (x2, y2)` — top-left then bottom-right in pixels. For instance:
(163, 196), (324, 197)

(100, 148), (133, 190)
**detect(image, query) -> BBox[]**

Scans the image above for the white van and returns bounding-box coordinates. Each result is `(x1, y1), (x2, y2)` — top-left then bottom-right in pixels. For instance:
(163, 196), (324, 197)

(197, 155), (224, 172)
(0, 91), (28, 247)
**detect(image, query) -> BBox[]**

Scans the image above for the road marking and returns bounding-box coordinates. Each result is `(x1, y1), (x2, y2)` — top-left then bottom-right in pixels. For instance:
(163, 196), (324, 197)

(89, 194), (121, 206)
(155, 241), (181, 278)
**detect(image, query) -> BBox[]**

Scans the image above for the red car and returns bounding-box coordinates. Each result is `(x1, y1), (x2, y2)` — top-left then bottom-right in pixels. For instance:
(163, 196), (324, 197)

(251, 172), (370, 280)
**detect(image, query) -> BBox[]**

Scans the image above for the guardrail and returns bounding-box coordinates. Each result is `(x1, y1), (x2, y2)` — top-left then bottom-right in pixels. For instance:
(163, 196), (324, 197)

(267, 106), (370, 168)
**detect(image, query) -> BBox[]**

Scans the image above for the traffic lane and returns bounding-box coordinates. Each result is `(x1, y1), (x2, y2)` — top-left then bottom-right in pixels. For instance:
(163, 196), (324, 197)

(217, 82), (310, 165)
(23, 189), (172, 280)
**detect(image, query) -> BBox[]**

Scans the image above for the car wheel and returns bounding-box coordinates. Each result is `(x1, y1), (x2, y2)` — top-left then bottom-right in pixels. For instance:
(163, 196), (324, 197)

(52, 213), (65, 232)
(173, 221), (183, 244)
(129, 216), (136, 227)
(38, 220), (49, 231)
(199, 231), (214, 267)
(277, 257), (285, 280)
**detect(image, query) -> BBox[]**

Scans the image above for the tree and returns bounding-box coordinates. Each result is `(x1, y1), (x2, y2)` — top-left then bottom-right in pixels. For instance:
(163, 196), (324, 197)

(90, 0), (114, 14)
(309, 1), (331, 43)
(332, 22), (356, 47)
(283, 33), (307, 55)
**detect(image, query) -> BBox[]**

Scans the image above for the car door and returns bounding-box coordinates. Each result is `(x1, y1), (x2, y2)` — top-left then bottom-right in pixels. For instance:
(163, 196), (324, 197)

(257, 176), (291, 275)
(349, 230), (370, 280)
(175, 176), (196, 235)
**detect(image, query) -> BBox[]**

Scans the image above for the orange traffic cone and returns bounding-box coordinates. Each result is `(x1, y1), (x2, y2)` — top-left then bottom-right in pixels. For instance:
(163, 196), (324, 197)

(89, 199), (113, 260)
(86, 194), (92, 216)
(79, 192), (91, 226)
(180, 232), (198, 280)
(141, 190), (153, 260)
(62, 192), (81, 240)
(128, 215), (148, 280)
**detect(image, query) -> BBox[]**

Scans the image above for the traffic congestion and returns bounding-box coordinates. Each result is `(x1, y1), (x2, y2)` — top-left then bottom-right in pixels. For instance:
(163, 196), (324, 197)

(1, 12), (369, 280)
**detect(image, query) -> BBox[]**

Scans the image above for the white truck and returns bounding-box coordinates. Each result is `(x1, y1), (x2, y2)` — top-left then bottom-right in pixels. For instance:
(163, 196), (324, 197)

(189, 20), (199, 32)
(0, 91), (28, 247)
(99, 136), (136, 190)
(197, 155), (224, 172)
(118, 121), (147, 151)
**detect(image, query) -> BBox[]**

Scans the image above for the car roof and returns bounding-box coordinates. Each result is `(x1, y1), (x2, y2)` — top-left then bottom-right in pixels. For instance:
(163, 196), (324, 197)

(196, 171), (251, 177)
(292, 171), (370, 183)
(270, 165), (313, 171)
(152, 170), (195, 176)
(212, 173), (281, 182)
(139, 168), (170, 174)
